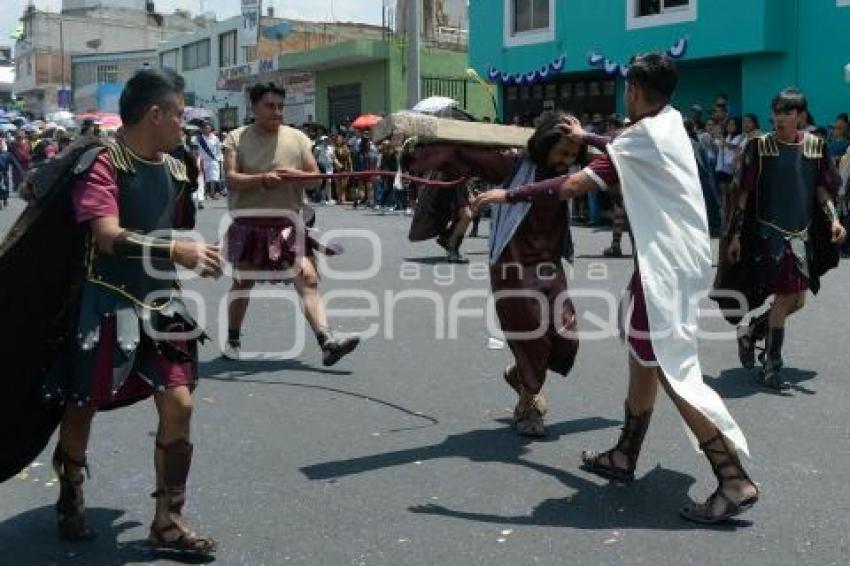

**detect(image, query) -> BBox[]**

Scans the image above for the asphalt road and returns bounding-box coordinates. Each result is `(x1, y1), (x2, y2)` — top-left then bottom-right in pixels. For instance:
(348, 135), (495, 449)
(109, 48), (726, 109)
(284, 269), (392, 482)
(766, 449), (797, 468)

(1, 194), (849, 566)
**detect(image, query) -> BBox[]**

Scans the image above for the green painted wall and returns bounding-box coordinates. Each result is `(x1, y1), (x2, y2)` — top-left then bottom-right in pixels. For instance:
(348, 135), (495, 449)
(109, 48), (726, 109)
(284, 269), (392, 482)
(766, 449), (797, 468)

(312, 40), (497, 127)
(673, 59), (743, 115)
(315, 61), (388, 127)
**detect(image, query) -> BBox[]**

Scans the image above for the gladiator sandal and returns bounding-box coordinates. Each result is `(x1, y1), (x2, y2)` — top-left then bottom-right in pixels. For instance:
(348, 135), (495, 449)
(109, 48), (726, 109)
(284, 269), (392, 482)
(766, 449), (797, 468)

(581, 402), (653, 482)
(680, 433), (759, 524)
(148, 439), (217, 555)
(737, 311), (768, 369)
(513, 392), (548, 438)
(756, 328), (789, 390)
(53, 444), (97, 541)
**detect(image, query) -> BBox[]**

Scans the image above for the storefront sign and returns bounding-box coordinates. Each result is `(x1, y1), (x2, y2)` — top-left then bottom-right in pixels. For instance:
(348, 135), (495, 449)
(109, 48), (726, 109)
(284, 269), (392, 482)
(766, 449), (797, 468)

(217, 62), (259, 91)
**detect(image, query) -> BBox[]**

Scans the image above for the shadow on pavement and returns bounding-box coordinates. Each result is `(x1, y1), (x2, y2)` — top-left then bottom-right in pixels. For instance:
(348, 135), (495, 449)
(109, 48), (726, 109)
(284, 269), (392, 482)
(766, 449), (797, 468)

(199, 357), (352, 378)
(203, 371), (440, 429)
(300, 416), (619, 482)
(301, 416), (753, 532)
(402, 256), (451, 265)
(706, 367), (817, 399)
(408, 465), (750, 532)
(0, 506), (214, 565)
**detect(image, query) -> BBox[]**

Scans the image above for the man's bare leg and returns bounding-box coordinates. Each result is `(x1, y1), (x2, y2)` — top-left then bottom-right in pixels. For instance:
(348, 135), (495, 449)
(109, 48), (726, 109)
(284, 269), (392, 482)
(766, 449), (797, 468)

(149, 386), (215, 554)
(445, 206), (473, 263)
(225, 277), (254, 357)
(54, 405), (97, 540)
(582, 356), (659, 475)
(294, 256), (360, 366)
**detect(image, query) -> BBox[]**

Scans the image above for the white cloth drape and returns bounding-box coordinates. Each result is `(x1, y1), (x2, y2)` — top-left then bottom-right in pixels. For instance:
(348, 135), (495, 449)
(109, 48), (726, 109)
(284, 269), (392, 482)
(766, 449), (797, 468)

(608, 106), (749, 456)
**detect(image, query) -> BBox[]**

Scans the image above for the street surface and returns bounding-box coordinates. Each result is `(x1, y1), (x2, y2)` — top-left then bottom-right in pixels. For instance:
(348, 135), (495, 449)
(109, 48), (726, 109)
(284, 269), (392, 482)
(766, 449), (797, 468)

(1, 194), (849, 565)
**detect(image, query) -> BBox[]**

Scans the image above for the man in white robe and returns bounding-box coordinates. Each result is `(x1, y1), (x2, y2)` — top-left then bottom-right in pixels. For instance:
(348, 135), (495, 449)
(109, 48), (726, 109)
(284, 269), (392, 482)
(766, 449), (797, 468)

(473, 53), (758, 524)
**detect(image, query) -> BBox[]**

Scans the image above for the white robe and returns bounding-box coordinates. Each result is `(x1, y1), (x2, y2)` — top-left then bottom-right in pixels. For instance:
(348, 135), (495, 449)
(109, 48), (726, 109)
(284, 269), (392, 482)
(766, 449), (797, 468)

(607, 106), (749, 456)
(198, 134), (222, 183)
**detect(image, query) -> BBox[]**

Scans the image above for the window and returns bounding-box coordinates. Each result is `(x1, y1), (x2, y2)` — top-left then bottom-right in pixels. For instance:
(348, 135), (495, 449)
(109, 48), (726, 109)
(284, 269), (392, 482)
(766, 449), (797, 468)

(504, 0), (555, 47)
(96, 64), (118, 84)
(513, 0), (549, 33)
(627, 0), (697, 29)
(160, 49), (178, 70)
(182, 39), (211, 71)
(636, 0), (690, 16)
(27, 55), (32, 76)
(219, 31), (237, 68)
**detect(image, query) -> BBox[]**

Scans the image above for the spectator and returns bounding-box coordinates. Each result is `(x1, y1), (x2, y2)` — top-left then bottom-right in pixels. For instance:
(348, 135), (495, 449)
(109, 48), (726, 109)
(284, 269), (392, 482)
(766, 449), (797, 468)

(689, 104), (705, 131)
(715, 116), (744, 221)
(333, 134), (352, 204)
(8, 129), (31, 188)
(828, 113), (850, 162)
(313, 135), (338, 205)
(376, 140), (399, 212)
(685, 118), (721, 236)
(196, 121), (225, 200)
(0, 144), (11, 209)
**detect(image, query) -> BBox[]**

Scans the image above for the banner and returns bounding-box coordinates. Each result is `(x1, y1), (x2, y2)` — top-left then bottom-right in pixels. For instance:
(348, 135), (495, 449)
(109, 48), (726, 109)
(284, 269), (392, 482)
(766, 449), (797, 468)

(217, 61), (259, 91)
(240, 0), (262, 49)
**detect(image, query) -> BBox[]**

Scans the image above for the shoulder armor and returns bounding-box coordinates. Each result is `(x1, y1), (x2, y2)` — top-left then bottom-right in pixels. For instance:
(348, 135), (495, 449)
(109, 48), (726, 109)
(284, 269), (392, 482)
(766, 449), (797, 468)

(757, 133), (780, 157)
(73, 145), (108, 176)
(105, 140), (136, 174)
(802, 133), (824, 159)
(162, 154), (190, 183)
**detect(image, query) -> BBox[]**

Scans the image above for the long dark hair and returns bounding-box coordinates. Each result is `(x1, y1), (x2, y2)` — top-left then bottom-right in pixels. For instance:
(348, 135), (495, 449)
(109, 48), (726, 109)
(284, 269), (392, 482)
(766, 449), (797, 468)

(526, 110), (587, 171)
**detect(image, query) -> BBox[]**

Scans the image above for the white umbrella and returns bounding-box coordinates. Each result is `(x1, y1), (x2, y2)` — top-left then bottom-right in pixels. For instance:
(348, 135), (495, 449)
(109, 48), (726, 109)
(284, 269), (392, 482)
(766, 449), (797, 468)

(183, 107), (214, 122)
(47, 110), (74, 122)
(411, 96), (459, 114)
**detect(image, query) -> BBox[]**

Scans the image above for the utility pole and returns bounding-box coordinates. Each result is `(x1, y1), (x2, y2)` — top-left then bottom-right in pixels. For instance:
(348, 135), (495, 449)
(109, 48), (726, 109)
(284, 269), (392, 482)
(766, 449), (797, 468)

(59, 19), (66, 109)
(406, 0), (421, 109)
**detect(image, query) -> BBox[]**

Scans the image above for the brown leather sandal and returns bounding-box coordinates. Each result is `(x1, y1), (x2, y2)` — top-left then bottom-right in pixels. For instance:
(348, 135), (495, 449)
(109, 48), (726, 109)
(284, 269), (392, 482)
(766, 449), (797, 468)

(148, 439), (216, 555)
(680, 433), (759, 524)
(148, 511), (217, 555)
(53, 444), (97, 541)
(581, 402), (653, 482)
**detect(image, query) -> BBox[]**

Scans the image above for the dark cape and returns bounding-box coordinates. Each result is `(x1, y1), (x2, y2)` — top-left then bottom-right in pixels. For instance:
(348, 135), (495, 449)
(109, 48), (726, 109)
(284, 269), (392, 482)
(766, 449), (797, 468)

(0, 138), (104, 482)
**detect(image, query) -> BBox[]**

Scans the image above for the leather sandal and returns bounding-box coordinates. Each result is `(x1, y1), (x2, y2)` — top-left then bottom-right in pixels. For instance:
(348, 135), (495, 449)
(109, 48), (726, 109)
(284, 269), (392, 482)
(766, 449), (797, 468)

(581, 402), (653, 482)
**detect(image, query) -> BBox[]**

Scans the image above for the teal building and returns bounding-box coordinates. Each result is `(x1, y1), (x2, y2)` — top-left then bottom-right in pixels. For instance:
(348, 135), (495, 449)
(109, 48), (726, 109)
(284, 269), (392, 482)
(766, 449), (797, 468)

(469, 0), (850, 127)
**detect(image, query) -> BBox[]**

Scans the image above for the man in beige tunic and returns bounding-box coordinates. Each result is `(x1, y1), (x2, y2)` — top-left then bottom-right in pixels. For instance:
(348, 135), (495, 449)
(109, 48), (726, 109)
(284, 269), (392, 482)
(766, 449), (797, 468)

(222, 82), (360, 365)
